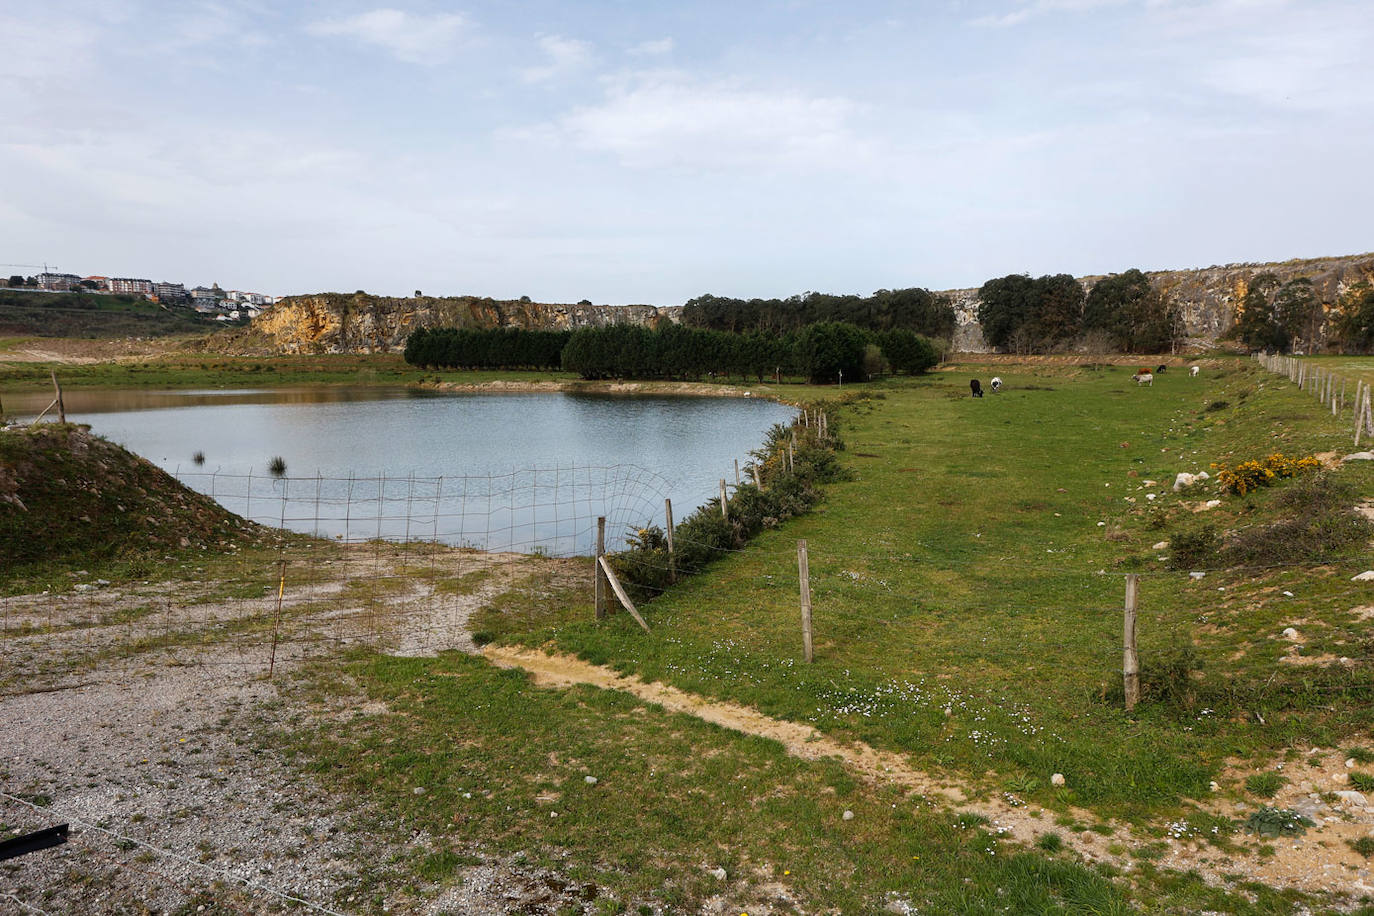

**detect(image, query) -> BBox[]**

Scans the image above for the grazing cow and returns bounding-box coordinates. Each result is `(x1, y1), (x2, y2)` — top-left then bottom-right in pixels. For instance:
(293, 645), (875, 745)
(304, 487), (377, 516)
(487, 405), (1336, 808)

(990, 376), (1002, 393)
(1190, 365), (1200, 377)
(1156, 364), (1167, 373)
(1134, 371), (1154, 387)
(970, 378), (984, 398)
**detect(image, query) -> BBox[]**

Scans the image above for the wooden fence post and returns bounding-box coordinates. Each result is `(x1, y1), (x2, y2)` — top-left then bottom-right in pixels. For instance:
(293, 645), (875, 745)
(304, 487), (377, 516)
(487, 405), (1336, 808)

(598, 556), (651, 633)
(664, 498), (676, 584)
(50, 371), (65, 424)
(720, 479), (729, 521)
(798, 539), (814, 663)
(595, 516), (607, 619)
(788, 439), (794, 473)
(1123, 573), (1140, 712)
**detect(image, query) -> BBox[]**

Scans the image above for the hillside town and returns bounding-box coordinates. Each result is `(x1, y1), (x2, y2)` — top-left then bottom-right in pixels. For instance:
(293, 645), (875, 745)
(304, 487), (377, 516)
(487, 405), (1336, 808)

(1, 266), (278, 322)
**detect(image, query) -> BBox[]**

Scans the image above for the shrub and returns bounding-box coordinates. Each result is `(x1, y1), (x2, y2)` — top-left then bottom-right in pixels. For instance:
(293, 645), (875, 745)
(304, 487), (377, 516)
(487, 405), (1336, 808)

(1348, 836), (1374, 859)
(608, 417), (849, 599)
(1212, 452), (1321, 496)
(1221, 474), (1372, 566)
(1167, 525), (1219, 570)
(1242, 807), (1313, 837)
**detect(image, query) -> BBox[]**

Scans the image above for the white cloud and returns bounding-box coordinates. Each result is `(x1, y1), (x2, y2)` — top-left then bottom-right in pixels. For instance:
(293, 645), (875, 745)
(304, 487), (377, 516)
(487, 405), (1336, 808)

(307, 8), (468, 64)
(521, 34), (594, 83)
(628, 37), (673, 56)
(538, 71), (867, 171)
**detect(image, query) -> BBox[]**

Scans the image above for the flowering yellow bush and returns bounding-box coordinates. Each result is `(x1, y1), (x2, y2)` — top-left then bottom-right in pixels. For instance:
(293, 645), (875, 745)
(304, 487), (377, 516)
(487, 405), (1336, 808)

(1212, 453), (1322, 495)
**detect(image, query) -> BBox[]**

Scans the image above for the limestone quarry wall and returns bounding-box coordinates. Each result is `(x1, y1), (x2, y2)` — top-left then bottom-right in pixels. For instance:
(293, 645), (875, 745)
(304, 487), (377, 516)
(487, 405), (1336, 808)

(247, 253), (1374, 355)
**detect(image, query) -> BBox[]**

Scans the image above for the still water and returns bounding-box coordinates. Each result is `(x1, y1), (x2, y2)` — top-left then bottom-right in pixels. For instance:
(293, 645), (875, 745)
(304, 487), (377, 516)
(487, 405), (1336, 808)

(9, 387), (795, 554)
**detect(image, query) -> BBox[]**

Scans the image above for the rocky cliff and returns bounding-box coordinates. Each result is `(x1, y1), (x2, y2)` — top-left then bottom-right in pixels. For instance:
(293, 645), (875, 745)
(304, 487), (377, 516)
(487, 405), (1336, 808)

(243, 252), (1374, 355)
(950, 252), (1374, 353)
(244, 294), (681, 355)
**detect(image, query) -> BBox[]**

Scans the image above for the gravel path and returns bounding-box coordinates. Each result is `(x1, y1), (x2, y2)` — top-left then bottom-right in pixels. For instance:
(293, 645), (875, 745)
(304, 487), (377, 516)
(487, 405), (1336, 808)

(0, 546), (600, 915)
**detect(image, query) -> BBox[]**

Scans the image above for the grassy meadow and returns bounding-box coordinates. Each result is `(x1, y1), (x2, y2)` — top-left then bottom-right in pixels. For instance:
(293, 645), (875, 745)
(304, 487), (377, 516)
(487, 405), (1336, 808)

(496, 360), (1374, 816)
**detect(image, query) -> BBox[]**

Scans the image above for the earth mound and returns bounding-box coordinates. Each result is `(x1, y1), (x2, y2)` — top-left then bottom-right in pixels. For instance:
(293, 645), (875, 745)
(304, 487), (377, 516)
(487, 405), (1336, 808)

(0, 424), (255, 567)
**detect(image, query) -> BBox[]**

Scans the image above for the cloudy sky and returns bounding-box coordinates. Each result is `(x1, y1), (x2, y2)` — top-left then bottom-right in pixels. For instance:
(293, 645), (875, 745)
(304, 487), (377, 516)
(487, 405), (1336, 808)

(3, 0), (1371, 303)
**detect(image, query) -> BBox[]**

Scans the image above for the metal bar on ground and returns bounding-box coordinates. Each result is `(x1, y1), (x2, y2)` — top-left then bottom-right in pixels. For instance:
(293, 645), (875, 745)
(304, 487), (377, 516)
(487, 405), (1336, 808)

(0, 824), (69, 862)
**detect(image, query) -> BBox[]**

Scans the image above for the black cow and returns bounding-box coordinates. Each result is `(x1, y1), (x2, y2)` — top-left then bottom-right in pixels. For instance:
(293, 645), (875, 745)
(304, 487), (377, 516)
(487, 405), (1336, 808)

(970, 379), (983, 398)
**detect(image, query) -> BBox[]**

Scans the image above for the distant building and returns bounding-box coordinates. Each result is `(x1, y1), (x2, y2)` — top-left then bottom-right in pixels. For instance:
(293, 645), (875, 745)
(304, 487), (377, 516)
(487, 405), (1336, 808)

(153, 282), (188, 302)
(82, 276), (110, 290)
(37, 272), (81, 291)
(109, 277), (154, 296)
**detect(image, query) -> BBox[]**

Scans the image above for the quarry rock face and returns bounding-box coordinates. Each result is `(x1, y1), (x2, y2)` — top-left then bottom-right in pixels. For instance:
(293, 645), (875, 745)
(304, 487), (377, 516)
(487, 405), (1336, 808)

(251, 293), (681, 355)
(249, 253), (1374, 355)
(951, 253), (1374, 353)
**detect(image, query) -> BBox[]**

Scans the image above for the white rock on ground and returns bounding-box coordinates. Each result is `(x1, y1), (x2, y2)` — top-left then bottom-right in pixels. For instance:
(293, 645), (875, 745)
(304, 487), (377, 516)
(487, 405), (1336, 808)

(1334, 790), (1368, 808)
(1051, 773), (1066, 787)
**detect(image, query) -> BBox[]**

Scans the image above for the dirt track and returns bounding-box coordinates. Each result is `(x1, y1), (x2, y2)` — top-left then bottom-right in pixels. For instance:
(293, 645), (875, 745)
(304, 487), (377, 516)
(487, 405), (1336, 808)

(484, 645), (1374, 900)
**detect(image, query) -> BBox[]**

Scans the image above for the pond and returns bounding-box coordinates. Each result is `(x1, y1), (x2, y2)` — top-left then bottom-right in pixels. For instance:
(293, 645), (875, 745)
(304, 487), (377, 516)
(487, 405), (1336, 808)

(6, 386), (796, 554)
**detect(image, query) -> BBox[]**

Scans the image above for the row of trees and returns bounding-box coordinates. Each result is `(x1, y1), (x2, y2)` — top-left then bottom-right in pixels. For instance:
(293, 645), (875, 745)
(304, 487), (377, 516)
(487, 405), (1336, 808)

(560, 322), (938, 383)
(403, 322), (940, 384)
(977, 269), (1182, 354)
(682, 288), (956, 339)
(402, 327), (570, 370)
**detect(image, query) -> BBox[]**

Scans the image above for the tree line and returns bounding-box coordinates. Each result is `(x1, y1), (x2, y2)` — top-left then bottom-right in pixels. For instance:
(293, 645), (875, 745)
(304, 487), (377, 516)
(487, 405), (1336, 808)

(976, 269), (1183, 354)
(1230, 273), (1374, 354)
(403, 322), (940, 383)
(682, 288), (956, 339)
(403, 327), (570, 370)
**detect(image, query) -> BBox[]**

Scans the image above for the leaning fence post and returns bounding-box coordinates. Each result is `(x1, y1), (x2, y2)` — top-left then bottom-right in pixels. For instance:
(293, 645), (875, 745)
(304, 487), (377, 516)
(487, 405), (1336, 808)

(720, 479), (729, 521)
(595, 516), (607, 619)
(798, 540), (814, 663)
(50, 371), (65, 424)
(735, 458), (740, 486)
(664, 498), (676, 584)
(1123, 573), (1140, 712)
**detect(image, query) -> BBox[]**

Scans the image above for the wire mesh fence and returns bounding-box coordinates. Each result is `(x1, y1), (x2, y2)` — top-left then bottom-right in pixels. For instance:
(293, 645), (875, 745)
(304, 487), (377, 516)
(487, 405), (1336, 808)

(171, 464), (675, 555)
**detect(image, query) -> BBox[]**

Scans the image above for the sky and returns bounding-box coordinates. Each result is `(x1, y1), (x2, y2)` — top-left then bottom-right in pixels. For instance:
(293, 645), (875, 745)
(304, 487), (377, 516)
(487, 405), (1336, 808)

(2, 0), (1372, 304)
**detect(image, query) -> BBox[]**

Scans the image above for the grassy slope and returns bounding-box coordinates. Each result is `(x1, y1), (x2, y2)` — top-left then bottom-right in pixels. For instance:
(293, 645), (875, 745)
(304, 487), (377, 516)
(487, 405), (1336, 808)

(487, 361), (1374, 818)
(0, 289), (225, 338)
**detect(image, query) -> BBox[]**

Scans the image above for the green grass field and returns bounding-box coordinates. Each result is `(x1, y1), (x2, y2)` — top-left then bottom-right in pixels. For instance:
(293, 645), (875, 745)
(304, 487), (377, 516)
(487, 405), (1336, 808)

(477, 360), (1374, 817)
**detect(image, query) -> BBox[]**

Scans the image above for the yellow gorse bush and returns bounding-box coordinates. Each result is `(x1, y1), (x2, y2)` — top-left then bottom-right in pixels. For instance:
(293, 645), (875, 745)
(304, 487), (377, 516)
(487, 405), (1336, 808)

(1212, 452), (1322, 495)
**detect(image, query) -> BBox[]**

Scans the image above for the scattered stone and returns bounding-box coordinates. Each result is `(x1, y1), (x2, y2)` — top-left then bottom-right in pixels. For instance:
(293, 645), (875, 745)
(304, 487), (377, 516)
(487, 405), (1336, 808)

(1152, 541), (1169, 550)
(1343, 451), (1374, 462)
(584, 776), (598, 785)
(1050, 773), (1066, 787)
(1209, 781), (1220, 792)
(842, 810), (855, 821)
(412, 786), (426, 795)
(1335, 790), (1368, 808)
(1173, 472), (1201, 491)
(1352, 571), (1374, 582)
(1282, 591), (1295, 597)
(1348, 758), (1357, 769)
(1189, 572), (1206, 580)
(1282, 628), (1300, 640)
(708, 867), (727, 880)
